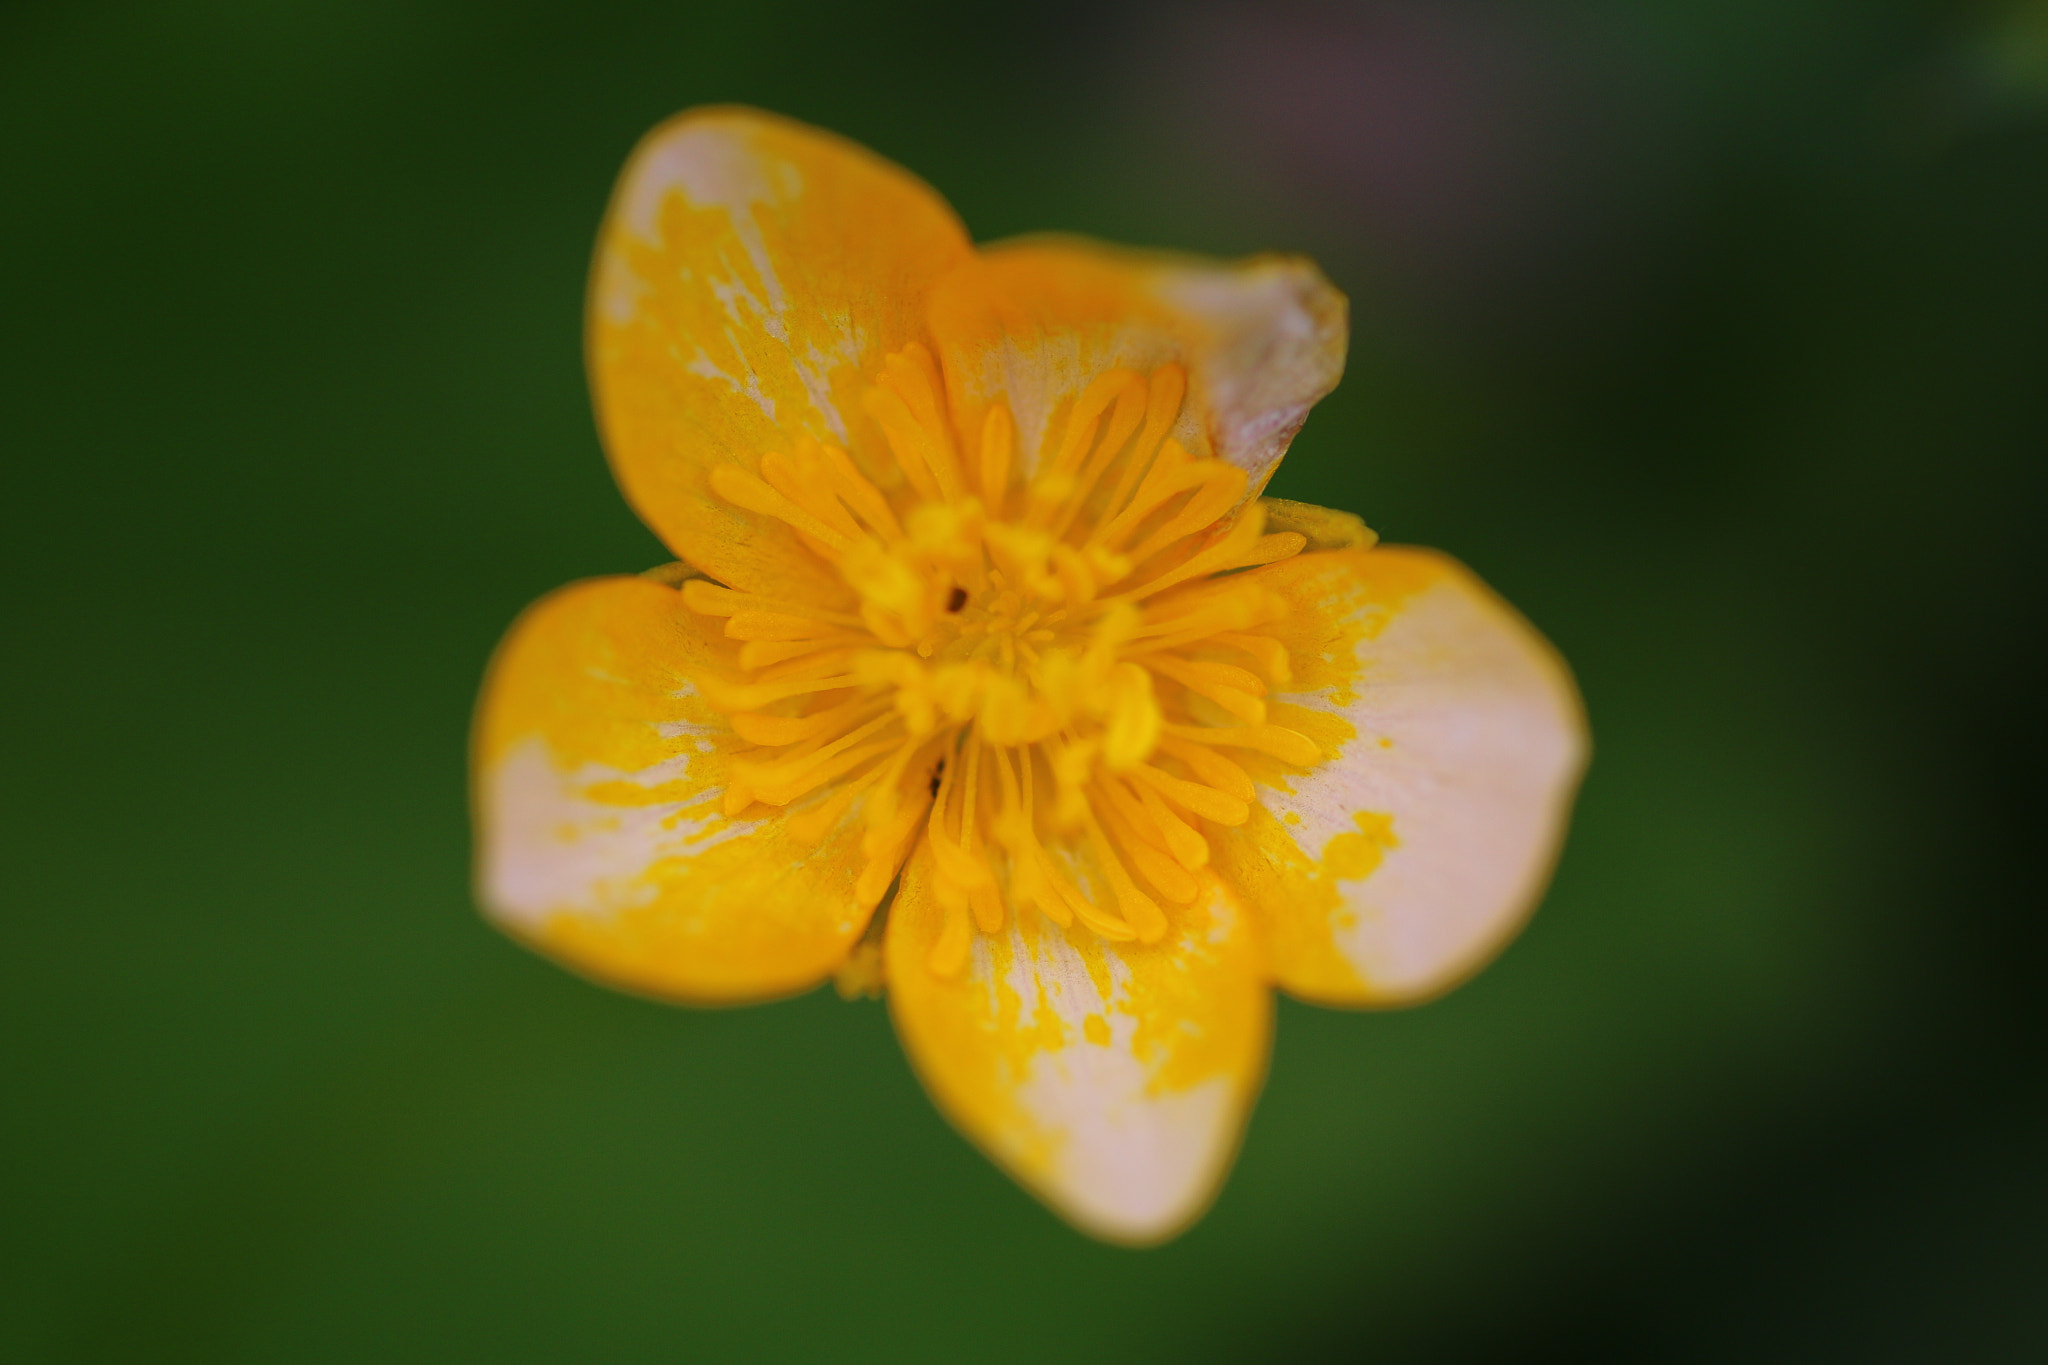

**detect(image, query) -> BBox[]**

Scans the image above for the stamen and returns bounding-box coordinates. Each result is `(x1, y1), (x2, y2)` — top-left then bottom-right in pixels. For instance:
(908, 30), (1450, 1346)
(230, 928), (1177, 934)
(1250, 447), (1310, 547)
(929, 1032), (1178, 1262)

(690, 357), (1337, 971)
(858, 749), (938, 912)
(857, 782), (928, 908)
(978, 404), (1013, 518)
(786, 759), (887, 842)
(1101, 661), (1162, 770)
(725, 611), (853, 642)
(1129, 773), (1210, 870)
(1047, 372), (1147, 540)
(1154, 733), (1256, 801)
(696, 671), (863, 712)
(816, 441), (904, 541)
(709, 464), (854, 556)
(753, 646), (861, 684)
(928, 892), (973, 976)
(958, 736), (1005, 933)
(744, 712), (902, 804)
(1123, 466), (1249, 566)
(1076, 801), (1168, 942)
(865, 388), (944, 503)
(1116, 504), (1270, 602)
(1165, 722), (1322, 767)
(737, 634), (869, 670)
(1209, 631), (1293, 686)
(1048, 369), (1137, 482)
(682, 579), (864, 630)
(1232, 532), (1309, 569)
(1090, 439), (1199, 552)
(922, 741), (976, 975)
(925, 736), (993, 895)
(750, 737), (901, 811)
(1041, 835), (1136, 941)
(997, 748), (1075, 931)
(1092, 779), (1198, 905)
(862, 733), (943, 844)
(759, 449), (865, 543)
(728, 694), (886, 747)
(1128, 579), (1282, 645)
(1129, 761), (1250, 827)
(1146, 654), (1269, 725)
(866, 344), (966, 504)
(892, 344), (966, 499)
(1093, 364), (1185, 539)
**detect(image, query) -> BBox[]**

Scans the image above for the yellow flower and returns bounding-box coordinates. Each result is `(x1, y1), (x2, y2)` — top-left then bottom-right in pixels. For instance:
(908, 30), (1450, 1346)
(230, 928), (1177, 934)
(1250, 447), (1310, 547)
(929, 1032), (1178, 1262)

(472, 107), (1587, 1244)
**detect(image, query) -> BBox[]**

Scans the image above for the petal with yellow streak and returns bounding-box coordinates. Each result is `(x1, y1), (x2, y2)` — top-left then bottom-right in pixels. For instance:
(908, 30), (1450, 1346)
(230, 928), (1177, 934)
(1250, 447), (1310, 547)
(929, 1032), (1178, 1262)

(589, 107), (972, 599)
(1210, 546), (1588, 1006)
(473, 575), (873, 1003)
(924, 239), (1346, 493)
(885, 845), (1269, 1244)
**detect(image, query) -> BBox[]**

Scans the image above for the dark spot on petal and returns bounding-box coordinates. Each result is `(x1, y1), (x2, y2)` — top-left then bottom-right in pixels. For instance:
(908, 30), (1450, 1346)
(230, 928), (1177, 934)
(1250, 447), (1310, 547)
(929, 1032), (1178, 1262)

(929, 761), (945, 796)
(945, 585), (968, 612)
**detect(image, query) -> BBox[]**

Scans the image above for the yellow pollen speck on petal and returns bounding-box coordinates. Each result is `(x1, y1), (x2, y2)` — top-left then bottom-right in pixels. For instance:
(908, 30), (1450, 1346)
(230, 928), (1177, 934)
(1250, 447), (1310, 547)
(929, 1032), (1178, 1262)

(1326, 810), (1400, 879)
(1212, 806), (1401, 998)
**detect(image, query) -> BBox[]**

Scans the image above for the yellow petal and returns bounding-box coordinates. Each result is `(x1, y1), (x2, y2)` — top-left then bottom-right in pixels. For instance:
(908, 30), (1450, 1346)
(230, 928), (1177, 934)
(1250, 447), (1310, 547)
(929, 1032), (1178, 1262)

(885, 844), (1269, 1244)
(1209, 547), (1588, 1006)
(472, 576), (874, 1003)
(924, 239), (1346, 493)
(589, 106), (972, 598)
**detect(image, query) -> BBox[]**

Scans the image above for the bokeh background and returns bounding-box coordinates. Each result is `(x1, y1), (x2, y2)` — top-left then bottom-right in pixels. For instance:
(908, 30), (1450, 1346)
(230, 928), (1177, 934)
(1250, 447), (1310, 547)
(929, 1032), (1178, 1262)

(5, 1), (2045, 1360)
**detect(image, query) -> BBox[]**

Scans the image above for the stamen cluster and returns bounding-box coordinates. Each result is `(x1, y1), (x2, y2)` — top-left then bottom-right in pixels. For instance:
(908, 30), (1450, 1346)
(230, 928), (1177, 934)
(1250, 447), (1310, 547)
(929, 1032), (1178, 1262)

(685, 346), (1324, 973)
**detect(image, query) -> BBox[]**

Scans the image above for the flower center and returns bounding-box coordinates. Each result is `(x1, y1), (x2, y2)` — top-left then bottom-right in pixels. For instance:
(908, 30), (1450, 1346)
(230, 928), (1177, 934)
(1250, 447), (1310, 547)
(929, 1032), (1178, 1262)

(683, 344), (1323, 973)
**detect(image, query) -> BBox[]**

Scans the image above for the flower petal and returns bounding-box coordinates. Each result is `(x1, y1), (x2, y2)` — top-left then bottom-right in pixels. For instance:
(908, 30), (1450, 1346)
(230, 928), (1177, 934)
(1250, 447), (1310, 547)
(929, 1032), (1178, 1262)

(885, 845), (1269, 1244)
(589, 107), (972, 596)
(473, 576), (873, 1003)
(924, 239), (1346, 491)
(1210, 546), (1588, 1005)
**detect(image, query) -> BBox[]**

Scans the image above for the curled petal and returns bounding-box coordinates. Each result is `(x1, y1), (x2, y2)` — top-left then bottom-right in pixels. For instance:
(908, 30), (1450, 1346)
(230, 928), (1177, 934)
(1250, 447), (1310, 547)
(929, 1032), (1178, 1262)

(925, 239), (1346, 496)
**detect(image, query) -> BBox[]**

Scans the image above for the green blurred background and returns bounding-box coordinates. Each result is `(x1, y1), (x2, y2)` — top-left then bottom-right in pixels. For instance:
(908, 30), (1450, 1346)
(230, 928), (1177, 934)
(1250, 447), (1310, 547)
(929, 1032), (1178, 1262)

(5, 1), (2045, 1360)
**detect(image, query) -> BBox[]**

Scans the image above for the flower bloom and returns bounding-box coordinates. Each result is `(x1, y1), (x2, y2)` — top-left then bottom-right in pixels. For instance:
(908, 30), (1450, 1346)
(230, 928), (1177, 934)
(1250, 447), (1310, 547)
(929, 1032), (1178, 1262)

(473, 108), (1586, 1243)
